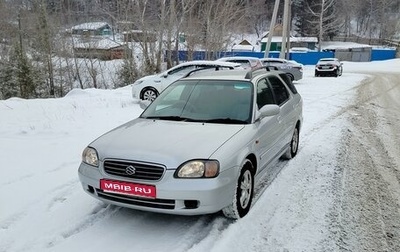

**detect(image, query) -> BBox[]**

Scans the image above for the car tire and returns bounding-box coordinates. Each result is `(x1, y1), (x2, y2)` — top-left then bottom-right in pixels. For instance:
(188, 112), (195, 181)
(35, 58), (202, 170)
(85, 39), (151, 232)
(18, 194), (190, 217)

(222, 159), (254, 219)
(282, 125), (299, 160)
(141, 88), (158, 101)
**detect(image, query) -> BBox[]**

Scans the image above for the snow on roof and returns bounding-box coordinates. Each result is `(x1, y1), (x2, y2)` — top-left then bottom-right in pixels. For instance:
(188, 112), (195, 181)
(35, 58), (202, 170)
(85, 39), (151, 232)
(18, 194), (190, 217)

(232, 44), (254, 51)
(72, 22), (110, 31)
(173, 60), (241, 68)
(74, 39), (123, 50)
(261, 36), (318, 43)
(321, 41), (372, 50)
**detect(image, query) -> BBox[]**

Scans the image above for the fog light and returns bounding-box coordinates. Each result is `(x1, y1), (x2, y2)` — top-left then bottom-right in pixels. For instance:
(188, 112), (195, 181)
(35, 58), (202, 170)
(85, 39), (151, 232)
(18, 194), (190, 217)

(87, 185), (95, 194)
(184, 200), (199, 209)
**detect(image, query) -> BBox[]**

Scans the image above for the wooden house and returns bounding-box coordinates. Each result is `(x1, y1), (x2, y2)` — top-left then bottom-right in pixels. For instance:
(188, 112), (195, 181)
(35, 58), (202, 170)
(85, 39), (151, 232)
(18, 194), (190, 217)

(73, 38), (131, 60)
(232, 39), (255, 52)
(71, 22), (112, 36)
(261, 24), (317, 51)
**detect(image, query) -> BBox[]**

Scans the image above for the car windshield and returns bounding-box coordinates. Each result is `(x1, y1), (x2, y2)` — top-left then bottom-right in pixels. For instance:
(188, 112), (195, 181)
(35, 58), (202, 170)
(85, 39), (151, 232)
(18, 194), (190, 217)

(141, 80), (253, 124)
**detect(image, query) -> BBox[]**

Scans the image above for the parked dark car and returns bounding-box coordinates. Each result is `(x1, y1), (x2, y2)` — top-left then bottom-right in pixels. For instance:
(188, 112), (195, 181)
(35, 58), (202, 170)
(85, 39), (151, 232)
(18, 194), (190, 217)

(315, 58), (343, 77)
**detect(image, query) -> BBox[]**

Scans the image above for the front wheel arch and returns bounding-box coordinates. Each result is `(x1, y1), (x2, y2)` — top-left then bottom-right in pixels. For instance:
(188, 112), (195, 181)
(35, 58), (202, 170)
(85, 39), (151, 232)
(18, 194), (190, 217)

(282, 122), (300, 160)
(222, 159), (255, 219)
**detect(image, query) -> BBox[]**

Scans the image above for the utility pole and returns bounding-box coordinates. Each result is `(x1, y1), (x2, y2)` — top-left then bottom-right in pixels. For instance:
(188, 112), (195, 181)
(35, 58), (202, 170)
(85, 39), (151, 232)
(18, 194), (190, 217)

(285, 0), (292, 59)
(280, 0), (290, 59)
(264, 0), (280, 58)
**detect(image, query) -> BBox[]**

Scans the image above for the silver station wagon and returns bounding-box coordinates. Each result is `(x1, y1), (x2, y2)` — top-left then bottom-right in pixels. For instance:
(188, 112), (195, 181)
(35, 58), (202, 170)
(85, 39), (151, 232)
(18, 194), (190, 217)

(78, 67), (303, 219)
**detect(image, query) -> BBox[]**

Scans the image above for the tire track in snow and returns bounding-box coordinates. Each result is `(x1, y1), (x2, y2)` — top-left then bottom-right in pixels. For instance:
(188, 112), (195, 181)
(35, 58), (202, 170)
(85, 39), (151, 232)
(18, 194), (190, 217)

(45, 204), (121, 249)
(330, 72), (400, 251)
(0, 161), (78, 188)
(299, 73), (399, 153)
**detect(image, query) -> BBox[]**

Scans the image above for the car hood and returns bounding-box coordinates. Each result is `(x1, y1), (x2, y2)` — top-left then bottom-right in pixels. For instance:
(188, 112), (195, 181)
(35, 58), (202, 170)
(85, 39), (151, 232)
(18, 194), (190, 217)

(90, 118), (245, 169)
(137, 74), (159, 82)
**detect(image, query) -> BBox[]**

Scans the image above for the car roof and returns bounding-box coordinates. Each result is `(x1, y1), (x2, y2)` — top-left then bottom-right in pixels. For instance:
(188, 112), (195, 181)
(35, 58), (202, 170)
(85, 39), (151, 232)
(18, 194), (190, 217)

(184, 69), (249, 80)
(318, 58), (339, 61)
(183, 67), (283, 81)
(218, 56), (260, 60)
(216, 56), (261, 61)
(170, 60), (242, 68)
(260, 57), (286, 62)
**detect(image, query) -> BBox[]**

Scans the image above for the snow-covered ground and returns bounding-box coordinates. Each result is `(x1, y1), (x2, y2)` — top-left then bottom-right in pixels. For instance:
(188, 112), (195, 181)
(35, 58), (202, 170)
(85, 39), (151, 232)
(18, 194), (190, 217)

(1, 59), (400, 252)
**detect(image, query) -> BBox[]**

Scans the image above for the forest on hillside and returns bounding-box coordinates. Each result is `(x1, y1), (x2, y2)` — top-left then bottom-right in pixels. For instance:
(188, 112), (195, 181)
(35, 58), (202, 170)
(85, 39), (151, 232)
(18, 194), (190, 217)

(0, 0), (399, 99)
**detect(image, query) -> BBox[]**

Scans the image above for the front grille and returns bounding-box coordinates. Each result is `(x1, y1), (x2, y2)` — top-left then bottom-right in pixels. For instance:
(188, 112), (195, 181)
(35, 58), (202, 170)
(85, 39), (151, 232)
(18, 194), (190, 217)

(97, 189), (175, 209)
(104, 160), (165, 180)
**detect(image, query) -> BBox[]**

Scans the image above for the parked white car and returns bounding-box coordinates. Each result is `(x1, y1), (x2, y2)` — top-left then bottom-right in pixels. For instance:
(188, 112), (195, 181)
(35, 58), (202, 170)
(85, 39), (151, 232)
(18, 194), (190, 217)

(131, 60), (241, 101)
(216, 56), (263, 70)
(79, 67), (303, 219)
(260, 58), (303, 81)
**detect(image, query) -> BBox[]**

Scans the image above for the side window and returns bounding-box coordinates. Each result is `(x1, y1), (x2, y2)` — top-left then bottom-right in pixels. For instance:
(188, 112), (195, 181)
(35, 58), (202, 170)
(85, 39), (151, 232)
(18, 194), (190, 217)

(256, 79), (275, 109)
(267, 76), (289, 106)
(278, 73), (298, 94)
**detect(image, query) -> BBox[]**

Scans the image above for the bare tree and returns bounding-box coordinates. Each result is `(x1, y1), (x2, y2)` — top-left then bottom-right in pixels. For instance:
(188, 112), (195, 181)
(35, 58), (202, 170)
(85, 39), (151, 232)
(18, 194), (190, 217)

(32, 0), (56, 96)
(305, 0), (343, 51)
(245, 0), (274, 37)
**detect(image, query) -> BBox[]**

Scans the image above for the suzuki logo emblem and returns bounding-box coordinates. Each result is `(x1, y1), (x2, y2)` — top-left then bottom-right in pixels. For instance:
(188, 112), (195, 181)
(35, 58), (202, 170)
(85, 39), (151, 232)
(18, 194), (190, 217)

(125, 165), (136, 175)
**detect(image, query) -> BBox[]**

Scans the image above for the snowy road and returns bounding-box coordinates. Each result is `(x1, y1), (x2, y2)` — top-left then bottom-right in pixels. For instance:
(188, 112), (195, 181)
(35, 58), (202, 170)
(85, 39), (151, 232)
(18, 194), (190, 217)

(334, 72), (400, 251)
(1, 59), (399, 252)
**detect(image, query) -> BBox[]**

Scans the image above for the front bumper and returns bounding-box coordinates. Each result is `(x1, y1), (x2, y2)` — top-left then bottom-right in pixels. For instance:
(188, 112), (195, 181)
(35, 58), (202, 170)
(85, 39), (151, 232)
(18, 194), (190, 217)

(315, 66), (338, 73)
(78, 162), (237, 215)
(131, 85), (140, 99)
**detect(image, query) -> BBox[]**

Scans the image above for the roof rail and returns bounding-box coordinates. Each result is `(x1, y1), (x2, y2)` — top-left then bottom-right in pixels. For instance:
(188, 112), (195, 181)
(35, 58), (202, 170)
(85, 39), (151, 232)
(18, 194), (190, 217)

(244, 66), (279, 79)
(183, 65), (236, 78)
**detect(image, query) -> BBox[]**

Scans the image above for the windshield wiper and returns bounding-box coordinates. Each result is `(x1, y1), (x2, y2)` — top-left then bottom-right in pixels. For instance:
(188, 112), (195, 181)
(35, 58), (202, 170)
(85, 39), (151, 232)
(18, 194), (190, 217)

(202, 118), (247, 124)
(143, 116), (195, 122)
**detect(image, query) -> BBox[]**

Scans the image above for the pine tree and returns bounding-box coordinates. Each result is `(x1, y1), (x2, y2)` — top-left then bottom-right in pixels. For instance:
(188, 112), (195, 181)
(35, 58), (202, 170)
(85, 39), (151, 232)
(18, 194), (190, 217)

(0, 59), (19, 99)
(15, 43), (37, 98)
(117, 58), (139, 88)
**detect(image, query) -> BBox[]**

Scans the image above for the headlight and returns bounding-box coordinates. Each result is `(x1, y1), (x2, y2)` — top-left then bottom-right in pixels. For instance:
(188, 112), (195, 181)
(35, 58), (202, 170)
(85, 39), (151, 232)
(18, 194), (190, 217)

(133, 80), (144, 86)
(175, 160), (219, 178)
(82, 147), (99, 167)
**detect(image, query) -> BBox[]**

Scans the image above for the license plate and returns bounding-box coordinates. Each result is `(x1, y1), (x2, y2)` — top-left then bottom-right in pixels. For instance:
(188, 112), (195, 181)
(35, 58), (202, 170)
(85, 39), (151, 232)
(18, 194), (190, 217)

(322, 66), (330, 69)
(100, 179), (156, 198)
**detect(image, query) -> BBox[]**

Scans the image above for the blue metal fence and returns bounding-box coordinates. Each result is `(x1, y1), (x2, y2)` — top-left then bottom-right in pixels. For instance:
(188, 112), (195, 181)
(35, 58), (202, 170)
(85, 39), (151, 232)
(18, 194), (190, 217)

(167, 49), (396, 65)
(371, 49), (397, 61)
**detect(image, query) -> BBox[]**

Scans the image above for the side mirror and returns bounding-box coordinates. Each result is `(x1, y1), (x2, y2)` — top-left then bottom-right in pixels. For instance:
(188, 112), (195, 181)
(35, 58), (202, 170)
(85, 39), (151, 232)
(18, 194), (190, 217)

(256, 104), (280, 120)
(161, 72), (168, 78)
(139, 100), (151, 109)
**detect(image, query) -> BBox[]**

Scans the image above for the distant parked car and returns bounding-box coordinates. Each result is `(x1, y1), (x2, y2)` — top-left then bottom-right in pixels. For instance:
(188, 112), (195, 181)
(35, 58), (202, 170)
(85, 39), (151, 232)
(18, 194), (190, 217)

(131, 60), (241, 101)
(260, 58), (303, 81)
(315, 58), (343, 77)
(216, 56), (263, 70)
(79, 67), (303, 219)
